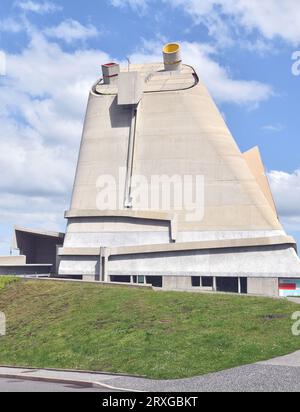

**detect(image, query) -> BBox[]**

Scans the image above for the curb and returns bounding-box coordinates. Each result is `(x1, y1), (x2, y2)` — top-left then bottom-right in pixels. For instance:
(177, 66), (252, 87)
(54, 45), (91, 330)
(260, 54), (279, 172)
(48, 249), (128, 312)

(0, 372), (142, 392)
(0, 364), (147, 379)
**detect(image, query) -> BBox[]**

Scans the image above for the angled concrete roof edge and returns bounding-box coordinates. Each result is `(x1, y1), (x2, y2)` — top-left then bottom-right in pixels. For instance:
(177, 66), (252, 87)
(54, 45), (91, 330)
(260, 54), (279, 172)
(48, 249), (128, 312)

(109, 235), (296, 256)
(14, 226), (65, 239)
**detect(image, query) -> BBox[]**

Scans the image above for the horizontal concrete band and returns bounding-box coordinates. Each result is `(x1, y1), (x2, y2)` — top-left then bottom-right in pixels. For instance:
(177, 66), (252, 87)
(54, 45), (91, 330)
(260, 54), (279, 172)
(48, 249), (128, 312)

(107, 271), (298, 279)
(65, 209), (175, 221)
(65, 210), (178, 242)
(58, 235), (296, 258)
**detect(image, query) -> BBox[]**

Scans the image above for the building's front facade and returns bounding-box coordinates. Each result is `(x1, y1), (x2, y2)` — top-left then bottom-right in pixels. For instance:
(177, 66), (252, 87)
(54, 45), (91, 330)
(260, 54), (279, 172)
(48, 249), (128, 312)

(56, 43), (300, 297)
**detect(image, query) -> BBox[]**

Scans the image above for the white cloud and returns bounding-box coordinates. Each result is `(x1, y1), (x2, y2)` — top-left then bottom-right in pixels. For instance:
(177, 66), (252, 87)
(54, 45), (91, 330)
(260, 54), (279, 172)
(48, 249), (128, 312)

(110, 0), (148, 13)
(112, 0), (300, 46)
(130, 40), (273, 105)
(268, 169), (300, 238)
(16, 1), (61, 14)
(262, 124), (284, 133)
(44, 19), (99, 44)
(268, 170), (300, 219)
(0, 30), (111, 251)
(168, 0), (300, 46)
(0, 18), (24, 33)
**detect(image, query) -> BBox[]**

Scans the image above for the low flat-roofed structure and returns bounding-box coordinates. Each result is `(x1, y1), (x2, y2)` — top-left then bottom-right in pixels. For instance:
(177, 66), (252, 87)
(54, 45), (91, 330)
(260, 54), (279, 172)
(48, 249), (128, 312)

(0, 227), (65, 276)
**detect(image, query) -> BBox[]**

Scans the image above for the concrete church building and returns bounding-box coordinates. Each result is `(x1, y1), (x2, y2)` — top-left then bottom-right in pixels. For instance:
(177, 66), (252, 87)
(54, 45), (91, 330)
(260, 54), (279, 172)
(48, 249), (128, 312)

(3, 43), (300, 297)
(56, 42), (300, 296)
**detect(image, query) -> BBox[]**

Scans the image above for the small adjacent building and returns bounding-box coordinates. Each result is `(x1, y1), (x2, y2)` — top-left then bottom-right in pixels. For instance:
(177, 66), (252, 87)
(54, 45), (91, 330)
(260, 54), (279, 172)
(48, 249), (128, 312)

(0, 227), (64, 276)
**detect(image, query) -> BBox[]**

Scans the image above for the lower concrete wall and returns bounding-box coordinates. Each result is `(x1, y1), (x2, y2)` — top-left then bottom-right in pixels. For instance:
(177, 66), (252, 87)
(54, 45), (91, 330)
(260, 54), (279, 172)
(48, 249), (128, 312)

(248, 277), (278, 297)
(163, 276), (192, 290)
(0, 264), (53, 275)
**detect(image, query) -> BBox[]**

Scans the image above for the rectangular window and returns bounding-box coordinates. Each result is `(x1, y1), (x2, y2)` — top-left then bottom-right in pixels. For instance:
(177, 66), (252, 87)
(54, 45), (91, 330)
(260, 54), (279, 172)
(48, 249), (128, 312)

(192, 277), (201, 287)
(202, 277), (213, 288)
(110, 276), (131, 283)
(146, 276), (163, 288)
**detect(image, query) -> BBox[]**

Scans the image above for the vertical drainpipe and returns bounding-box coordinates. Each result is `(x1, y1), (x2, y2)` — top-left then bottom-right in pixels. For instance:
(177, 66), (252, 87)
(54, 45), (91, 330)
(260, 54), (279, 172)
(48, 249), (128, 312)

(238, 278), (242, 294)
(213, 277), (217, 292)
(99, 247), (109, 282)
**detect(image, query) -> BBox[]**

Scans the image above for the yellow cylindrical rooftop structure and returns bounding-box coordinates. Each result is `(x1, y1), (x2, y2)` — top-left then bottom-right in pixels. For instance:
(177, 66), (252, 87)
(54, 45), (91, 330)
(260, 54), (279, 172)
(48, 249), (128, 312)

(163, 43), (182, 71)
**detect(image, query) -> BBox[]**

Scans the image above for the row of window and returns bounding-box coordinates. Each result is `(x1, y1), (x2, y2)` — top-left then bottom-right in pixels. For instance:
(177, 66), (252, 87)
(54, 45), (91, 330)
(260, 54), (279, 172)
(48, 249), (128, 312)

(110, 275), (163, 288)
(110, 276), (248, 294)
(191, 277), (213, 288)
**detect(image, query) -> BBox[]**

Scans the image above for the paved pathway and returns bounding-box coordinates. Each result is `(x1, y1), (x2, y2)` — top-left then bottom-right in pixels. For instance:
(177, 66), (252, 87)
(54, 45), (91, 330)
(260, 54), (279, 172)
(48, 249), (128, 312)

(1, 350), (300, 392)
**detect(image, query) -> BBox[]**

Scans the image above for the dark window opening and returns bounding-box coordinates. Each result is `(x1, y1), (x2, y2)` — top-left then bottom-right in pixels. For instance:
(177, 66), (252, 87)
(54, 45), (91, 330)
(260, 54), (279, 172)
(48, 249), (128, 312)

(240, 278), (248, 294)
(216, 277), (239, 293)
(110, 276), (131, 283)
(192, 277), (201, 287)
(202, 277), (213, 288)
(146, 276), (163, 288)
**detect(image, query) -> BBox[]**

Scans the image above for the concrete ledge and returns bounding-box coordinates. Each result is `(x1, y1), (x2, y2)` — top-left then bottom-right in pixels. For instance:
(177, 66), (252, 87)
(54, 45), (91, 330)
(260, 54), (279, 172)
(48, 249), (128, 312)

(58, 236), (296, 257)
(65, 209), (175, 221)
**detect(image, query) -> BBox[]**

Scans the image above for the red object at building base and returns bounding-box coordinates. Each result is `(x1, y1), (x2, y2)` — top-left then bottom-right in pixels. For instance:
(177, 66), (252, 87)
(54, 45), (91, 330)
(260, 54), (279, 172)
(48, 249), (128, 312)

(279, 283), (296, 291)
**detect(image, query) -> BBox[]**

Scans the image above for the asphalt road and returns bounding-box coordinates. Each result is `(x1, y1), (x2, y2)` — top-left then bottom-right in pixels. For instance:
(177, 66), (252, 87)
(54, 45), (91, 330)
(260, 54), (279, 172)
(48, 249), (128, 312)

(0, 377), (116, 392)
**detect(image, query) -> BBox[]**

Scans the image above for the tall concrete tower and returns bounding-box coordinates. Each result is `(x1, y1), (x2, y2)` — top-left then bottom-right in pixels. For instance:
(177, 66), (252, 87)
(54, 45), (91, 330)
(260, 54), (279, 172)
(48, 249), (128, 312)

(58, 43), (300, 296)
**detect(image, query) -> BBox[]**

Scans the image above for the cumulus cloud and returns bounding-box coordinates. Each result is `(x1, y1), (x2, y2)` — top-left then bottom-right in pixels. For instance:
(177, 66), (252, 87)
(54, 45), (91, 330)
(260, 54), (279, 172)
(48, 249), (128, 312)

(0, 18), (24, 33)
(110, 0), (148, 13)
(0, 30), (111, 252)
(111, 0), (300, 46)
(44, 19), (99, 43)
(130, 40), (273, 105)
(268, 169), (300, 240)
(268, 170), (300, 219)
(16, 1), (62, 14)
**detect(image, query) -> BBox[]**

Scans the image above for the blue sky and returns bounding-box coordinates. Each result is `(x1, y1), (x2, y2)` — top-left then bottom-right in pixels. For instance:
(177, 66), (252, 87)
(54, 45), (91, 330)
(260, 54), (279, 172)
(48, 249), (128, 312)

(0, 0), (300, 254)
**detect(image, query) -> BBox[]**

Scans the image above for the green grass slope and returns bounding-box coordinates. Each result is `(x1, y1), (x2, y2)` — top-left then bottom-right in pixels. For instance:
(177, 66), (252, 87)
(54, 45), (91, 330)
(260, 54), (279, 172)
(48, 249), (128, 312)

(0, 280), (299, 379)
(0, 276), (19, 291)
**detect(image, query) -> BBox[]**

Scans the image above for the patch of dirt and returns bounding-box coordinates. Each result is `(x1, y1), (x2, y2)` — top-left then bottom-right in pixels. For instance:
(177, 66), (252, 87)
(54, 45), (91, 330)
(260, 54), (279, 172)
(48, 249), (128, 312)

(262, 314), (289, 321)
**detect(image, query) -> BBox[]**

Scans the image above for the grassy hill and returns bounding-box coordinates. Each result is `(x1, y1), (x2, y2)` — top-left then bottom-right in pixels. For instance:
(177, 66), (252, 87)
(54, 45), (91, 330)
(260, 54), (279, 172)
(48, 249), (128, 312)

(0, 279), (299, 379)
(0, 276), (19, 291)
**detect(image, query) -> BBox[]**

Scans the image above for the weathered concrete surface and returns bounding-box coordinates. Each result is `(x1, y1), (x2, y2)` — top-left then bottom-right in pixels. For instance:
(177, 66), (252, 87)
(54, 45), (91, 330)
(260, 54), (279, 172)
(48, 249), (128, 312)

(248, 278), (279, 297)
